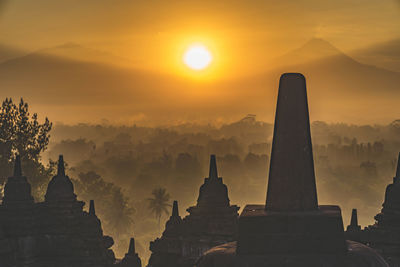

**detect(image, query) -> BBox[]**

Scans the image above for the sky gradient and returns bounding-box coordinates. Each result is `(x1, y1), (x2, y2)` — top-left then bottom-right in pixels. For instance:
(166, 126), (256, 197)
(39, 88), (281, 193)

(1, 0), (399, 76)
(0, 0), (399, 124)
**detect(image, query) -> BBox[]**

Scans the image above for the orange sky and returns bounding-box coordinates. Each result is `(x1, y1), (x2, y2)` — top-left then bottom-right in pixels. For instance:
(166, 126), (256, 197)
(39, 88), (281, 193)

(1, 0), (399, 77)
(0, 0), (399, 125)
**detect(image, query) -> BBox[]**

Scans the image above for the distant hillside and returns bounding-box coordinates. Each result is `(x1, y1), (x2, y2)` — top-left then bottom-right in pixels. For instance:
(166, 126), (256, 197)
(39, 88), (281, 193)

(0, 49), (249, 124)
(271, 38), (344, 68)
(39, 43), (134, 68)
(350, 38), (400, 72)
(0, 43), (26, 63)
(0, 39), (399, 124)
(258, 39), (400, 123)
(0, 50), (181, 107)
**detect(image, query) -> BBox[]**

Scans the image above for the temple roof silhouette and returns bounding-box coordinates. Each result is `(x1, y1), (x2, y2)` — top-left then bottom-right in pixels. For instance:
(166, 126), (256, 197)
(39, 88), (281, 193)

(148, 155), (239, 267)
(0, 155), (120, 266)
(360, 152), (400, 265)
(45, 155), (77, 202)
(162, 200), (182, 236)
(196, 155), (230, 208)
(3, 155), (34, 205)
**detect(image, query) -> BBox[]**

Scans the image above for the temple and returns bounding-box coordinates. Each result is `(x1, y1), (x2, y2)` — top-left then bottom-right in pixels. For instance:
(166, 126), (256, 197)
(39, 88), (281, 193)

(118, 238), (142, 267)
(1, 155), (36, 266)
(345, 209), (362, 242)
(147, 201), (183, 267)
(361, 152), (400, 266)
(148, 155), (239, 267)
(3, 155), (34, 206)
(0, 155), (142, 267)
(196, 73), (388, 267)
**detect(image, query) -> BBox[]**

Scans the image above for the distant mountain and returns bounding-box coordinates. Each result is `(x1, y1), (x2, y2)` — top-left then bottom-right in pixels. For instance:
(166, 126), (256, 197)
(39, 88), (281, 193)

(0, 49), (246, 124)
(39, 42), (134, 68)
(0, 51), (170, 106)
(256, 38), (400, 123)
(349, 39), (400, 72)
(0, 44), (26, 64)
(0, 39), (399, 124)
(269, 38), (400, 94)
(272, 38), (344, 68)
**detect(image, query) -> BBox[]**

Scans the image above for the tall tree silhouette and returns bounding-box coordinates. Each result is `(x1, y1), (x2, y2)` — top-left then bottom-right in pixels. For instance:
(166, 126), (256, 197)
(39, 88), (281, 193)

(0, 98), (52, 199)
(147, 187), (171, 230)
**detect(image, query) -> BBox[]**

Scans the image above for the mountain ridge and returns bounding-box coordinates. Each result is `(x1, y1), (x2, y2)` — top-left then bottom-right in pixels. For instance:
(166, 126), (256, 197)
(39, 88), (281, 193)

(0, 38), (399, 124)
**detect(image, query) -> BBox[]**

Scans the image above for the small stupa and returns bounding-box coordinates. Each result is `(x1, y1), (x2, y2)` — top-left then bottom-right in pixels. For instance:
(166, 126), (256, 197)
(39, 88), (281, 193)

(345, 209), (362, 242)
(148, 155), (239, 267)
(118, 238), (142, 267)
(0, 155), (116, 266)
(3, 155), (34, 206)
(36, 155), (116, 266)
(147, 200), (183, 267)
(45, 155), (77, 203)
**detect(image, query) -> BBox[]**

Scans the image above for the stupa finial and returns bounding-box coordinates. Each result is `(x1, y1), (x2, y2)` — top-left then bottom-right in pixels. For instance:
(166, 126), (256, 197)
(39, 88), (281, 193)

(266, 73), (318, 211)
(13, 155), (22, 177)
(128, 238), (136, 255)
(89, 200), (96, 215)
(57, 155), (65, 176)
(395, 152), (400, 182)
(350, 209), (358, 227)
(209, 155), (218, 180)
(172, 200), (179, 217)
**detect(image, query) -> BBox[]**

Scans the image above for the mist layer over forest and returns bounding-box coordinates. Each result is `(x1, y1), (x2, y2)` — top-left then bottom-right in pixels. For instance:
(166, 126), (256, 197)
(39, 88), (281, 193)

(42, 115), (400, 262)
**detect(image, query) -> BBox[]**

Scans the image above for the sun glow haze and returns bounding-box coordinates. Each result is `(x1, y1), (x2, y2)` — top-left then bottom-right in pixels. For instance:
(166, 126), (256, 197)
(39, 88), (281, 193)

(183, 44), (213, 70)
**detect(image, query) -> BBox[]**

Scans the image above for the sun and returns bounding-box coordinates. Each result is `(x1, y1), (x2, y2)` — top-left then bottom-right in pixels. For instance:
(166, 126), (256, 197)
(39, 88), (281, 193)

(183, 44), (213, 71)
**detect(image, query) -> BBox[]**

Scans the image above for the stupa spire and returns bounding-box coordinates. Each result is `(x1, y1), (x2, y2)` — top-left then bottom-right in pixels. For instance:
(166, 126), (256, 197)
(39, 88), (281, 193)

(3, 154), (34, 205)
(196, 154), (231, 207)
(121, 237), (142, 267)
(13, 155), (22, 177)
(395, 152), (400, 182)
(350, 209), (358, 227)
(89, 200), (96, 215)
(128, 238), (136, 255)
(57, 155), (65, 177)
(346, 208), (361, 234)
(209, 155), (218, 180)
(266, 73), (318, 211)
(172, 200), (179, 217)
(45, 155), (76, 202)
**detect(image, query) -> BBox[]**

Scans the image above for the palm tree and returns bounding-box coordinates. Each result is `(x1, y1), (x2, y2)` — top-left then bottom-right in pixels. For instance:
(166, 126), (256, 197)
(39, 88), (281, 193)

(147, 187), (171, 231)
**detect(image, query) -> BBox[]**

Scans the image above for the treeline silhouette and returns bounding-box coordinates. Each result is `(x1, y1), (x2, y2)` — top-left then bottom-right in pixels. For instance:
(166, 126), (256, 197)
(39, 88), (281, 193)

(44, 117), (400, 262)
(3, 97), (400, 263)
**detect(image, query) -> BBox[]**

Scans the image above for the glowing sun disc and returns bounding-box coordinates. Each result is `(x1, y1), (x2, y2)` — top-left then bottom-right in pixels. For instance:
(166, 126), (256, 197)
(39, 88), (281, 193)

(183, 45), (212, 70)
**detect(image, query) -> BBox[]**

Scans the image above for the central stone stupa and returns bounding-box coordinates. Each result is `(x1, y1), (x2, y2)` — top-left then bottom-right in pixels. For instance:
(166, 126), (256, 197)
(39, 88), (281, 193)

(196, 73), (388, 267)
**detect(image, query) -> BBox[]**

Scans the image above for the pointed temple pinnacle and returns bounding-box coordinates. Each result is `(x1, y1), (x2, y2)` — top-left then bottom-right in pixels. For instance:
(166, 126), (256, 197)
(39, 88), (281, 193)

(395, 152), (400, 179)
(209, 155), (218, 180)
(89, 200), (96, 215)
(57, 155), (65, 176)
(13, 155), (22, 177)
(350, 209), (358, 226)
(266, 73), (318, 211)
(128, 238), (136, 255)
(172, 200), (179, 217)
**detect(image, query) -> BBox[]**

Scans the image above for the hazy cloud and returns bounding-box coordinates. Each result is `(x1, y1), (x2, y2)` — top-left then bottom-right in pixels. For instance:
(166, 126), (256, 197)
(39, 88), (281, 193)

(0, 0), (8, 13)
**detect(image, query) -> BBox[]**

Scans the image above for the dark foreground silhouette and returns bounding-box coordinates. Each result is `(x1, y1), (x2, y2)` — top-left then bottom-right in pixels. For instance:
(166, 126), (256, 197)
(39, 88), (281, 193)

(196, 73), (388, 267)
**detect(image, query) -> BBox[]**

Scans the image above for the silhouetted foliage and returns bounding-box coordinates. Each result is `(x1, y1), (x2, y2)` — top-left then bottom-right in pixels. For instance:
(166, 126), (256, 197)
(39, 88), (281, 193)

(147, 187), (171, 230)
(73, 171), (135, 255)
(0, 98), (52, 199)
